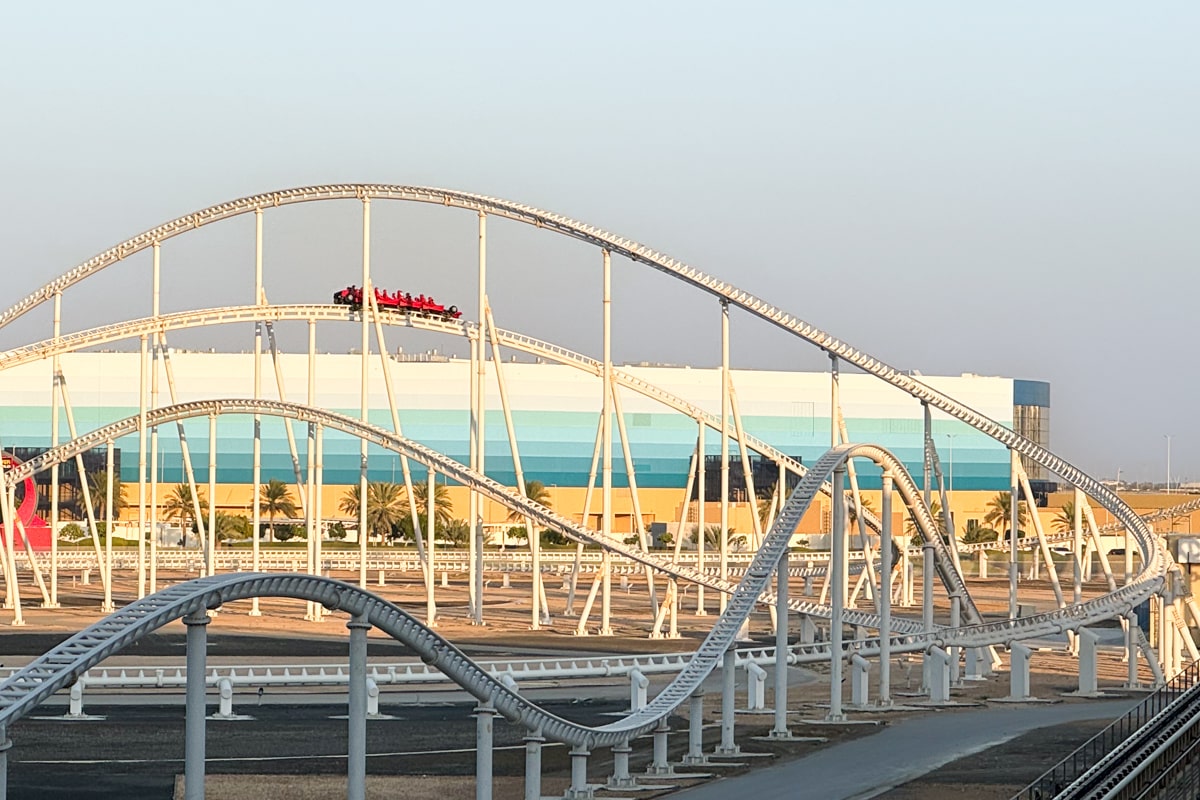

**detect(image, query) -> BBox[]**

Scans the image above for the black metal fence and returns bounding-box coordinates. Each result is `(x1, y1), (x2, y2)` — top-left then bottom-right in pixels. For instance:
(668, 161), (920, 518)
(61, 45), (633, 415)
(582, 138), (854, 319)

(1013, 660), (1200, 799)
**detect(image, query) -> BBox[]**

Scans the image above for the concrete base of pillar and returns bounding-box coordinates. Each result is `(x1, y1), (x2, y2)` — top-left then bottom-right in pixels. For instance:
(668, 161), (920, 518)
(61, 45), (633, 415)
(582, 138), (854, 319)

(751, 733), (827, 743)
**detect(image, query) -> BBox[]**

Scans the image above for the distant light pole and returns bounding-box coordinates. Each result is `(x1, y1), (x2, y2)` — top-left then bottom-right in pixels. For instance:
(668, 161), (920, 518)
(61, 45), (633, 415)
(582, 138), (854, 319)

(1165, 435), (1172, 495)
(944, 434), (957, 496)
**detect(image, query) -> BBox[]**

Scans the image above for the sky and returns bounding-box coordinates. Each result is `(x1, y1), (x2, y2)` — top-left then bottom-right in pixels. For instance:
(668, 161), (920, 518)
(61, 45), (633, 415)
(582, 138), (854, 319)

(1, 2), (1197, 483)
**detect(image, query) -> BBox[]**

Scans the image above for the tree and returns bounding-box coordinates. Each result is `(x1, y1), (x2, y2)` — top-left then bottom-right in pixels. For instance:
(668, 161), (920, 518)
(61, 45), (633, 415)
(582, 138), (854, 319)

(984, 492), (1029, 537)
(689, 524), (746, 552)
(163, 484), (208, 535)
(411, 479), (454, 528)
(339, 481), (406, 543)
(87, 469), (129, 521)
(259, 478), (298, 542)
(440, 518), (471, 548)
(1053, 501), (1079, 534)
(906, 499), (948, 547)
(274, 523), (298, 542)
(215, 513), (251, 543)
(847, 493), (876, 522)
(962, 519), (999, 545)
(327, 521), (348, 540)
(508, 479), (552, 522)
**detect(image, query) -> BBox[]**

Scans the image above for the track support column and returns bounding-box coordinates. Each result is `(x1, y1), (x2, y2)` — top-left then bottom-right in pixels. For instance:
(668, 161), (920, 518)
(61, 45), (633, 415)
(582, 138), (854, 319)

(880, 470), (894, 706)
(347, 611), (370, 800)
(523, 730), (544, 800)
(0, 723), (10, 800)
(828, 464), (847, 722)
(716, 646), (740, 755)
(770, 547), (791, 737)
(183, 609), (210, 800)
(475, 702), (496, 800)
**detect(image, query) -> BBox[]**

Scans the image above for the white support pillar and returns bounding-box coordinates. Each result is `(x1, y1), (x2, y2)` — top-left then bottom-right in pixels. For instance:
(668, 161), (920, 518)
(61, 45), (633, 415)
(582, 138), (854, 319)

(48, 290), (62, 608)
(771, 548), (790, 737)
(879, 471), (894, 706)
(926, 646), (951, 703)
(250, 210), (264, 616)
(607, 740), (636, 791)
(206, 415), (217, 579)
(683, 691), (708, 766)
(472, 211), (488, 626)
(475, 702), (496, 800)
(696, 420), (707, 615)
(426, 469), (437, 627)
(828, 464), (846, 722)
(719, 299), (730, 613)
(1009, 641), (1032, 700)
(922, 543), (935, 634)
(599, 249), (613, 636)
(647, 719), (672, 776)
(0, 723), (10, 799)
(1009, 449), (1020, 620)
(135, 332), (147, 601)
(1076, 627), (1100, 695)
(565, 746), (591, 800)
(523, 730), (544, 800)
(347, 611), (369, 800)
(102, 440), (115, 613)
(313, 426), (324, 623)
(183, 609), (210, 800)
(629, 668), (649, 712)
(1073, 487), (1084, 605)
(359, 198), (371, 591)
(716, 647), (740, 755)
(850, 654), (870, 707)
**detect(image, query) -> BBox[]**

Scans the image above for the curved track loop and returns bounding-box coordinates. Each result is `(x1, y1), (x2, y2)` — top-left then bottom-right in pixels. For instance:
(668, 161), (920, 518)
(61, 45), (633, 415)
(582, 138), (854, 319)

(1, 400), (953, 634)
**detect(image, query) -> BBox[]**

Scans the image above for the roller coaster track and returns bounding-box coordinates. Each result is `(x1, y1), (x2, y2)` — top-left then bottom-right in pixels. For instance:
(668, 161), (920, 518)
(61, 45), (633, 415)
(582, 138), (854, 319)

(0, 184), (1167, 579)
(0, 183), (1174, 762)
(1, 399), (948, 632)
(1, 399), (1168, 647)
(0, 434), (1169, 752)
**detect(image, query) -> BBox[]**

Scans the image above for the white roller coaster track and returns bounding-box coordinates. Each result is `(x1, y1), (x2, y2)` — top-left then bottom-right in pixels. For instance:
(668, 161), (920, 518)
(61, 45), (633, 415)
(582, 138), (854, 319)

(0, 183), (1172, 756)
(0, 183), (1166, 573)
(0, 431), (1167, 751)
(1, 400), (954, 631)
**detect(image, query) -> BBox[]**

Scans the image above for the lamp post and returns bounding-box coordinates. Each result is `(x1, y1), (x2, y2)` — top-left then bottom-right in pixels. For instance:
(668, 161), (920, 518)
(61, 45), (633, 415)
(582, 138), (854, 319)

(1165, 435), (1172, 495)
(944, 434), (956, 496)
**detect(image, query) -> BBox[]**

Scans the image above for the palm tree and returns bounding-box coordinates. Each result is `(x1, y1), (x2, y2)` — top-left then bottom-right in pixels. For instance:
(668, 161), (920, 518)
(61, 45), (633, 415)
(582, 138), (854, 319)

(906, 499), (948, 546)
(215, 512), (251, 543)
(163, 484), (208, 535)
(339, 481), (407, 542)
(259, 478), (298, 542)
(1053, 501), (1078, 533)
(411, 479), (454, 529)
(847, 493), (876, 522)
(507, 479), (552, 522)
(983, 492), (1029, 536)
(87, 469), (128, 521)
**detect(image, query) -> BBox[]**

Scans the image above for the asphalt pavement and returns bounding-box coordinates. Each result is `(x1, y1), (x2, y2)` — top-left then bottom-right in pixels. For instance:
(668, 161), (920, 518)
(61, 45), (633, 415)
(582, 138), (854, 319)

(667, 696), (1141, 800)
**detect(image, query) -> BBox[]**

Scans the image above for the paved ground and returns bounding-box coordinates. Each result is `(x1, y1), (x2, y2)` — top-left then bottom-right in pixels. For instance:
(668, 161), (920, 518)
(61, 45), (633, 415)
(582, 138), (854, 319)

(0, 567), (1166, 799)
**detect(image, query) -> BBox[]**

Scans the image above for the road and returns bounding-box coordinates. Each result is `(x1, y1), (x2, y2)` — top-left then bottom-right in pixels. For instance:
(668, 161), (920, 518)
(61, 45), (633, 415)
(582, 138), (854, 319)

(668, 697), (1140, 800)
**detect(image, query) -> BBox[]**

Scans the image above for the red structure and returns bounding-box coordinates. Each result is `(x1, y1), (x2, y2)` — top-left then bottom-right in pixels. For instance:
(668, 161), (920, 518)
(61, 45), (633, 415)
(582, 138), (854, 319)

(1, 452), (52, 551)
(332, 286), (462, 319)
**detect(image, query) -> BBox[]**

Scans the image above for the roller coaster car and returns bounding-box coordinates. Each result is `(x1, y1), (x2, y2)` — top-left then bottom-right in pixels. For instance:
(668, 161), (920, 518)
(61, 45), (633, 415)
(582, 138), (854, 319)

(332, 286), (461, 320)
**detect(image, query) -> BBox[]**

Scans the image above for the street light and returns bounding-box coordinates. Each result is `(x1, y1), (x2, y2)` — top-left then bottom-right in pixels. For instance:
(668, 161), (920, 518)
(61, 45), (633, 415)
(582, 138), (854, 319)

(1165, 435), (1172, 495)
(944, 434), (956, 495)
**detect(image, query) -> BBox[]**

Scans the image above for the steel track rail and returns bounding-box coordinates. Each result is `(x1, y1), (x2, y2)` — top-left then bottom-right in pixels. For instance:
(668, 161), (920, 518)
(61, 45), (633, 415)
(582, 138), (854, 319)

(0, 400), (941, 634)
(0, 184), (1169, 581)
(0, 302), (875, 536)
(1, 401), (1166, 654)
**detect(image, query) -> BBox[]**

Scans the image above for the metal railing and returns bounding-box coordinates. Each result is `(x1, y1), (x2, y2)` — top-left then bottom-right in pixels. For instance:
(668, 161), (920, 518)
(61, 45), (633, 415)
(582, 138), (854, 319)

(1014, 660), (1200, 799)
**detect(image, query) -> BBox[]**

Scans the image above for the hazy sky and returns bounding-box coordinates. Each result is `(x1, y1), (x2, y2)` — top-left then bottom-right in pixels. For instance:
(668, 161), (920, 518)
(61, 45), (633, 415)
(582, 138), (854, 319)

(1, 2), (1197, 483)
